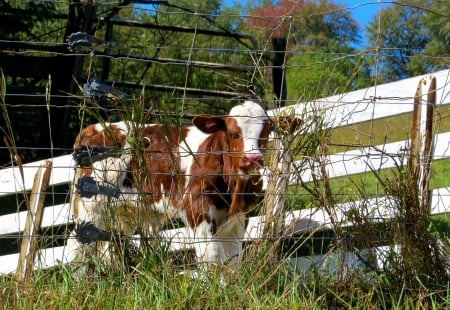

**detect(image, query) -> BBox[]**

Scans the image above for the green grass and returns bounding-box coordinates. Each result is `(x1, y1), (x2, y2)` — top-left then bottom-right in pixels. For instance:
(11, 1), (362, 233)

(0, 251), (316, 309)
(1, 252), (449, 309)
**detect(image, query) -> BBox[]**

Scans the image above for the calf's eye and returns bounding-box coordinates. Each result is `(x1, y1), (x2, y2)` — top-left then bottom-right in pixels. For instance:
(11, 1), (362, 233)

(230, 133), (241, 139)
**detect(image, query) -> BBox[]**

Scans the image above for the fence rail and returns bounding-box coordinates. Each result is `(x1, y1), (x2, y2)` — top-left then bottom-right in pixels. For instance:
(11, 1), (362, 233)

(1, 69), (450, 275)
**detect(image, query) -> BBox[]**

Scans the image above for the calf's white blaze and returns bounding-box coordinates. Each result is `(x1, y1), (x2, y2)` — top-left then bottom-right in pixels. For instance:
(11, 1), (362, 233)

(229, 100), (267, 157)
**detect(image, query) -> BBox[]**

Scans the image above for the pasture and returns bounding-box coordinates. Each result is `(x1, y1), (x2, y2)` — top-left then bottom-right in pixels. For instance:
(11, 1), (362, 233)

(1, 69), (450, 308)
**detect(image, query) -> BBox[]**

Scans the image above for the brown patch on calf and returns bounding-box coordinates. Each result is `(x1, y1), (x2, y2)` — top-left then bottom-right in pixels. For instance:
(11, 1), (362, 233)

(224, 117), (245, 171)
(74, 123), (126, 148)
(130, 125), (186, 206)
(184, 130), (231, 231)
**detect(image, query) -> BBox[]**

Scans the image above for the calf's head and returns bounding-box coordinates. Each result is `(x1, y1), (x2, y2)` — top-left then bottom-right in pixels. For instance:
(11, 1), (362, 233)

(193, 100), (273, 175)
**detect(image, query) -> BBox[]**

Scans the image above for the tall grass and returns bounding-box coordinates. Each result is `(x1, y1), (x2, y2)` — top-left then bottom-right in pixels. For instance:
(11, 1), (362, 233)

(1, 242), (449, 309)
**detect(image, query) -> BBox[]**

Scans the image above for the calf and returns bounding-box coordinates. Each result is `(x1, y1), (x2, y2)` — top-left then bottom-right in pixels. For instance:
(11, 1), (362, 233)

(68, 100), (274, 267)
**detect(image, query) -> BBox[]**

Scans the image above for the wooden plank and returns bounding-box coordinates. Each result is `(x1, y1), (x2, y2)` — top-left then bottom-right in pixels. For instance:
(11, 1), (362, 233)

(268, 69), (450, 129)
(289, 251), (366, 276)
(0, 203), (72, 235)
(0, 154), (74, 197)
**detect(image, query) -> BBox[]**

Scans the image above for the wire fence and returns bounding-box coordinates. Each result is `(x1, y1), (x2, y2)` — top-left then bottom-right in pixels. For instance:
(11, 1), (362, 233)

(1, 69), (450, 274)
(1, 1), (450, 277)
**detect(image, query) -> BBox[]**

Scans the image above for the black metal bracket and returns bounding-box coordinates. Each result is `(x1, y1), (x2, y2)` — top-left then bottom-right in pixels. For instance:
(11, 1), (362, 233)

(75, 175), (120, 199)
(73, 145), (120, 167)
(75, 221), (112, 244)
(83, 78), (128, 105)
(67, 32), (110, 53)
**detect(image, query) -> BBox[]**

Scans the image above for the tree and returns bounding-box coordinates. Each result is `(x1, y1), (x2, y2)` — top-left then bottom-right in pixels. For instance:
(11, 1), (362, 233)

(286, 43), (370, 102)
(244, 0), (368, 102)
(91, 0), (258, 116)
(0, 1), (260, 165)
(0, 0), (67, 165)
(365, 1), (432, 83)
(422, 1), (450, 70)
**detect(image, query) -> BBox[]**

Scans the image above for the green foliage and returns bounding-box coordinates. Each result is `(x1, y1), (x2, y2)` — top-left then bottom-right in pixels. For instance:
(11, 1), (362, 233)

(245, 0), (371, 102)
(92, 1), (258, 115)
(422, 1), (450, 69)
(246, 0), (360, 48)
(365, 0), (433, 82)
(286, 44), (371, 101)
(0, 0), (61, 40)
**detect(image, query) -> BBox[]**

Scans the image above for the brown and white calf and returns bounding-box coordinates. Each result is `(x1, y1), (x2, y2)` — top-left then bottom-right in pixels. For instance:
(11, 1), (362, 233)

(68, 100), (275, 267)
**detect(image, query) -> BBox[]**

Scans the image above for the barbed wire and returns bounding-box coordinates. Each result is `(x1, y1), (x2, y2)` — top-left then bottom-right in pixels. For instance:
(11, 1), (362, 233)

(1, 142), (449, 156)
(2, 188), (449, 198)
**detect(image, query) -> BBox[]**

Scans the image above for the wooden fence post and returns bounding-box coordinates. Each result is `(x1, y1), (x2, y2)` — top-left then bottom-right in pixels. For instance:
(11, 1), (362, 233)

(262, 131), (290, 233)
(14, 160), (52, 284)
(410, 76), (436, 213)
(261, 111), (299, 263)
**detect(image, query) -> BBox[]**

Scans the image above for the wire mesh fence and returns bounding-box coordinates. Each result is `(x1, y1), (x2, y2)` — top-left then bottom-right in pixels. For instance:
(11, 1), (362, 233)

(1, 1), (450, 285)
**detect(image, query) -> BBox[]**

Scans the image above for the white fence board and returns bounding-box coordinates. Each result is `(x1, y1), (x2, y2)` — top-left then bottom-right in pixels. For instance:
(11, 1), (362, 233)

(260, 132), (450, 188)
(0, 155), (74, 197)
(269, 69), (450, 128)
(0, 204), (72, 236)
(0, 187), (448, 274)
(0, 246), (71, 275)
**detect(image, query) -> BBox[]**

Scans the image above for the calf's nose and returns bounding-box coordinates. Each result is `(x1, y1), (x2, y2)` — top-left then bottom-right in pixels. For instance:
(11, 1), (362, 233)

(241, 154), (264, 167)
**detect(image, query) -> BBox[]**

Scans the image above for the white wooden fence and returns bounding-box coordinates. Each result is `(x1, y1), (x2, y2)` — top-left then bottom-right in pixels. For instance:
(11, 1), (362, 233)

(1, 69), (450, 275)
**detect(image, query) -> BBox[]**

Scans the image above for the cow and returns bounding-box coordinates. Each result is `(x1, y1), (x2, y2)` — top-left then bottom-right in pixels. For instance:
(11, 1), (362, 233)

(67, 100), (282, 269)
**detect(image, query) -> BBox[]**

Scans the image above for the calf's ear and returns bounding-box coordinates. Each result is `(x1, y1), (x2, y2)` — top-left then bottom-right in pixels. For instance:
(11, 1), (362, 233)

(193, 115), (226, 134)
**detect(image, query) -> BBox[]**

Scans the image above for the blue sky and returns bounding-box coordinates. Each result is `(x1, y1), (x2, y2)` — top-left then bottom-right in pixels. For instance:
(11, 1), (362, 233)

(335, 0), (382, 46)
(336, 0), (383, 29)
(334, 0), (387, 30)
(336, 0), (391, 46)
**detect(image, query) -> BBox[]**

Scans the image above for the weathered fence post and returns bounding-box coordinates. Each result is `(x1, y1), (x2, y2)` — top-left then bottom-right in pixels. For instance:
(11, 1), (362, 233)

(262, 131), (290, 233)
(410, 76), (436, 213)
(14, 160), (52, 284)
(261, 110), (299, 263)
